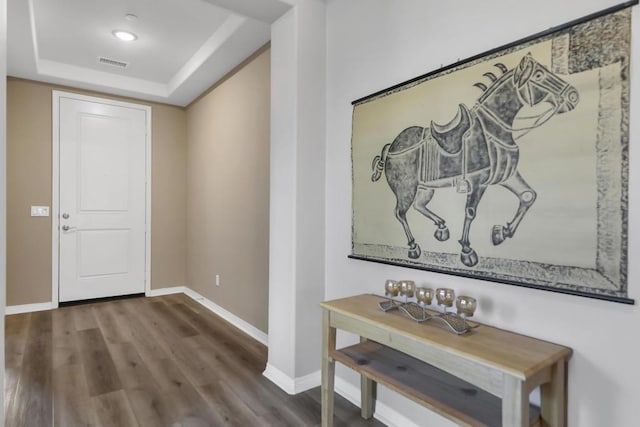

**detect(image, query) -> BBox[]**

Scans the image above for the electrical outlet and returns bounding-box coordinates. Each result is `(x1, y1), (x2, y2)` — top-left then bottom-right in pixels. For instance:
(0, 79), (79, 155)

(31, 206), (50, 217)
(215, 274), (220, 286)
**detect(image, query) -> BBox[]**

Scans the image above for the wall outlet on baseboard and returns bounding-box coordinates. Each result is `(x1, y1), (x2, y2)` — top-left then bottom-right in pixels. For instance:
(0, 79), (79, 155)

(215, 274), (220, 286)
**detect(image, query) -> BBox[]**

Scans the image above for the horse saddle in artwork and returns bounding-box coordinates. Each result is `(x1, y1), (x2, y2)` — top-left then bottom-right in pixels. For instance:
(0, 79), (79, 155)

(430, 103), (471, 154)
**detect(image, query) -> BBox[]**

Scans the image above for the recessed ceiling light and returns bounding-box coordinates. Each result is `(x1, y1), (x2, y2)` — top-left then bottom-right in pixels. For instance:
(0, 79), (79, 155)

(112, 30), (137, 42)
(124, 13), (138, 21)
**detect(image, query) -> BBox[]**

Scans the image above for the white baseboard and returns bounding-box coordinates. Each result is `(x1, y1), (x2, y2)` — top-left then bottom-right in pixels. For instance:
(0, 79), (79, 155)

(334, 376), (419, 427)
(261, 368), (418, 425)
(5, 302), (56, 315)
(183, 287), (268, 346)
(6, 287), (185, 314)
(262, 364), (320, 395)
(5, 286), (267, 350)
(148, 286), (267, 346)
(263, 364), (297, 394)
(295, 369), (321, 393)
(146, 286), (187, 297)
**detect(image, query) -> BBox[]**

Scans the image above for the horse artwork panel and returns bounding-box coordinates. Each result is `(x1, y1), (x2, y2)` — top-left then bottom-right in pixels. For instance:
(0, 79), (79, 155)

(349, 5), (633, 303)
(370, 54), (579, 267)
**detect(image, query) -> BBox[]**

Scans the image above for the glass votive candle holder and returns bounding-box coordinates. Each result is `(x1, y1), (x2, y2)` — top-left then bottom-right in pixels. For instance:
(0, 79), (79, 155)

(435, 288), (455, 311)
(384, 280), (399, 297)
(399, 280), (415, 299)
(416, 287), (433, 306)
(456, 295), (477, 318)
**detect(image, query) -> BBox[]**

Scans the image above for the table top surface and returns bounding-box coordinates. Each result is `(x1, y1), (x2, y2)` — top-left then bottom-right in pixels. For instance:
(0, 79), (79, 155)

(321, 294), (572, 380)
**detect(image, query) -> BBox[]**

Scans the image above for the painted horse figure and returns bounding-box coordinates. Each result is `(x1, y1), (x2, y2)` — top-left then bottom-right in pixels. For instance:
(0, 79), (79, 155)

(371, 54), (579, 267)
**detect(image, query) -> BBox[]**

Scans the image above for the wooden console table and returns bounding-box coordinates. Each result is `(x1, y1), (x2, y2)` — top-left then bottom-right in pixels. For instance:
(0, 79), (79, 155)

(320, 294), (571, 427)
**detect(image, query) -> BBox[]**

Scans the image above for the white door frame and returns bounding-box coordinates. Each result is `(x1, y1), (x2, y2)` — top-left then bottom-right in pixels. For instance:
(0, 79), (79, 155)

(51, 90), (152, 307)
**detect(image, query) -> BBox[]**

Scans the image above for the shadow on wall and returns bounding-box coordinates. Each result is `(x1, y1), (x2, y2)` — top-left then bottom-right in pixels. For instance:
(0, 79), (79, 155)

(570, 351), (617, 426)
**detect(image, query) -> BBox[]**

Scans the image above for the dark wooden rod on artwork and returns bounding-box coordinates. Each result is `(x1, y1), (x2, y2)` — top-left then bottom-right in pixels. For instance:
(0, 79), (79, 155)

(352, 0), (639, 106)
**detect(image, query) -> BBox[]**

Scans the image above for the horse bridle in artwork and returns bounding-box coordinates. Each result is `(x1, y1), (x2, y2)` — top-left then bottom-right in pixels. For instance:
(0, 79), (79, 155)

(477, 56), (579, 139)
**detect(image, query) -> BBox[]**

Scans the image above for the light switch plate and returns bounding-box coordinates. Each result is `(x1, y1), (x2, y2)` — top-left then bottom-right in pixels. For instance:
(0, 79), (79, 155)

(31, 206), (50, 217)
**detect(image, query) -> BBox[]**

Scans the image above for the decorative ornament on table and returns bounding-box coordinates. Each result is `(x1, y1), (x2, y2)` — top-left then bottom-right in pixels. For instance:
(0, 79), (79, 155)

(378, 281), (479, 334)
(436, 288), (455, 313)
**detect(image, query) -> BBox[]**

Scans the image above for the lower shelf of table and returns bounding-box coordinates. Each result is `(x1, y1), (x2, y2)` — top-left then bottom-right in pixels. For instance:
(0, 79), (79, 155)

(331, 341), (541, 427)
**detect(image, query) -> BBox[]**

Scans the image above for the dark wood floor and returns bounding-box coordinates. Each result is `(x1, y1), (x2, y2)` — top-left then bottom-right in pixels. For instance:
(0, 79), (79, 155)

(5, 293), (384, 427)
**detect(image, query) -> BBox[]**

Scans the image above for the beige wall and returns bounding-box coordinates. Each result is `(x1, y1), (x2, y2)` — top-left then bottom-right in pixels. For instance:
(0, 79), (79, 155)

(186, 48), (270, 333)
(7, 79), (53, 305)
(6, 78), (187, 305)
(6, 47), (270, 333)
(150, 99), (188, 291)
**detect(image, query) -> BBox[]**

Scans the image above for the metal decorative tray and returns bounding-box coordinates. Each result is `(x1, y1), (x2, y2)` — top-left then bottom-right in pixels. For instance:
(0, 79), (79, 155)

(378, 299), (402, 312)
(378, 298), (477, 335)
(399, 302), (432, 322)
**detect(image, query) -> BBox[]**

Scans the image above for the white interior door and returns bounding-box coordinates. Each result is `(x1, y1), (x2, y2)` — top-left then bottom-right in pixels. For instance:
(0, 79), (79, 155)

(57, 94), (148, 302)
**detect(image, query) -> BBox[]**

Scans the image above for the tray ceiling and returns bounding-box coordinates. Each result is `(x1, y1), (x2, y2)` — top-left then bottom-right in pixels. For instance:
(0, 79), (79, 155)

(7, 0), (291, 106)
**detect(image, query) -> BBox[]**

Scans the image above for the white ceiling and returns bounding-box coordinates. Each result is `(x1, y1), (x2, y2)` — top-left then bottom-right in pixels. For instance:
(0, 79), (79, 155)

(7, 0), (292, 106)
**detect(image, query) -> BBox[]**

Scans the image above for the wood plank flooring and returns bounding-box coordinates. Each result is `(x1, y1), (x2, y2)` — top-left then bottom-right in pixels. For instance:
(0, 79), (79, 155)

(5, 294), (384, 427)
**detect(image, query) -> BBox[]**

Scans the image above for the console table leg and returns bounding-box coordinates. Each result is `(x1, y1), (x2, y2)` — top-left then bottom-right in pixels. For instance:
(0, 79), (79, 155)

(359, 335), (377, 419)
(541, 360), (567, 427)
(502, 375), (529, 427)
(322, 310), (336, 427)
(360, 375), (376, 419)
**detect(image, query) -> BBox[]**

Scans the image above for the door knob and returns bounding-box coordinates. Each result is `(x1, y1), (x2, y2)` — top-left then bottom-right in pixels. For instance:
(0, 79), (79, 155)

(62, 225), (76, 232)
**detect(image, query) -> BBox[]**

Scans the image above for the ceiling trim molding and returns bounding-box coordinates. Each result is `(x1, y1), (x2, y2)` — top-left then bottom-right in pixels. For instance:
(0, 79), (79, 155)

(168, 14), (246, 94)
(27, 0), (39, 68)
(202, 0), (290, 23)
(37, 59), (168, 96)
